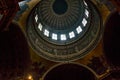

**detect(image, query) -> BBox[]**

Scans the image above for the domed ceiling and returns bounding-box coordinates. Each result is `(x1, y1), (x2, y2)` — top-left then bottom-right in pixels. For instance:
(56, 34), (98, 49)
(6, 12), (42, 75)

(26, 0), (103, 62)
(43, 63), (97, 80)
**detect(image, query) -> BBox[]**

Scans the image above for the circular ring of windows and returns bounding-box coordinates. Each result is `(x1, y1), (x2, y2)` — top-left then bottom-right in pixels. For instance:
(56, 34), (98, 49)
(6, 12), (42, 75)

(26, 0), (103, 62)
(33, 0), (91, 45)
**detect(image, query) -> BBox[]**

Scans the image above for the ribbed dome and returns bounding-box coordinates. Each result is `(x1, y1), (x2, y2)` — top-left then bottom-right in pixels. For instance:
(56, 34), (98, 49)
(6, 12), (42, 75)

(26, 0), (103, 62)
(38, 0), (84, 30)
(34, 0), (91, 45)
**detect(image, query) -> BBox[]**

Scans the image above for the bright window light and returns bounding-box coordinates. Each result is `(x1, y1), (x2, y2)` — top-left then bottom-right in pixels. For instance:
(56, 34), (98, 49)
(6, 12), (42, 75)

(44, 29), (49, 37)
(35, 15), (38, 22)
(38, 23), (42, 31)
(18, 1), (26, 6)
(82, 18), (87, 26)
(52, 33), (57, 40)
(76, 26), (82, 34)
(69, 31), (75, 39)
(85, 9), (89, 18)
(84, 1), (87, 6)
(61, 34), (66, 40)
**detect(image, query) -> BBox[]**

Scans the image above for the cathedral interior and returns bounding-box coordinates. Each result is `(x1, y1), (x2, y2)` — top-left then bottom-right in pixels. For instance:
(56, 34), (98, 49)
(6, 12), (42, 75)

(0, 0), (120, 80)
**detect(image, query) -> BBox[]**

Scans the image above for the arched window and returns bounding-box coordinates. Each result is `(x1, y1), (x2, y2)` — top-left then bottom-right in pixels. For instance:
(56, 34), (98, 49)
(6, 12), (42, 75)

(35, 15), (38, 22)
(69, 31), (75, 39)
(38, 23), (43, 31)
(60, 34), (67, 41)
(76, 26), (82, 34)
(44, 29), (49, 37)
(82, 18), (87, 26)
(52, 33), (58, 40)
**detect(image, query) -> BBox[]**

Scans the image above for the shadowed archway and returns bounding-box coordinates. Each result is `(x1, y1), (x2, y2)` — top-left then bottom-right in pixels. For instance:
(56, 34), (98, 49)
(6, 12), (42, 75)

(103, 11), (120, 67)
(0, 23), (31, 80)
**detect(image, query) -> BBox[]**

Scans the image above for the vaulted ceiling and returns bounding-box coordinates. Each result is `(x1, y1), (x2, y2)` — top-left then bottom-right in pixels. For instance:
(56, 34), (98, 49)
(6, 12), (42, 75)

(0, 0), (120, 80)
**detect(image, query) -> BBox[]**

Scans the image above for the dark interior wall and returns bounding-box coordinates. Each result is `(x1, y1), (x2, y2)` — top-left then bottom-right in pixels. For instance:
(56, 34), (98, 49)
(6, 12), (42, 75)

(103, 11), (120, 66)
(0, 23), (31, 79)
